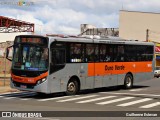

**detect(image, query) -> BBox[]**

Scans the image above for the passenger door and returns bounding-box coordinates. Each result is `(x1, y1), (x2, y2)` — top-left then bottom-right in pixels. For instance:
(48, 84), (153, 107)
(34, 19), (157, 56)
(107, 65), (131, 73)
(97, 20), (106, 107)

(49, 43), (66, 93)
(50, 48), (66, 73)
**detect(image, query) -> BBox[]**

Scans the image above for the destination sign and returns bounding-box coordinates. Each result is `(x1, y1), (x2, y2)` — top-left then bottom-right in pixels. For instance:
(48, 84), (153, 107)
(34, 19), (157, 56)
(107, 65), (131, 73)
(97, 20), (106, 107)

(21, 38), (43, 44)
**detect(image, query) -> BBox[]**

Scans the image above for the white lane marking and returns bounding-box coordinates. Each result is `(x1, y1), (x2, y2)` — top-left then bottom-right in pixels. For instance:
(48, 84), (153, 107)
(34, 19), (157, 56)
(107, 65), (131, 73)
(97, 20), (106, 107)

(15, 117), (59, 120)
(0, 91), (21, 95)
(4, 97), (16, 99)
(100, 92), (160, 97)
(16, 92), (36, 95)
(20, 98), (30, 100)
(33, 118), (60, 120)
(76, 96), (116, 103)
(140, 102), (160, 108)
(57, 95), (98, 102)
(17, 93), (36, 98)
(0, 92), (36, 97)
(2, 93), (36, 99)
(129, 89), (147, 91)
(96, 97), (134, 105)
(22, 117), (60, 120)
(38, 95), (73, 102)
(0, 92), (35, 100)
(117, 98), (152, 107)
(11, 92), (36, 97)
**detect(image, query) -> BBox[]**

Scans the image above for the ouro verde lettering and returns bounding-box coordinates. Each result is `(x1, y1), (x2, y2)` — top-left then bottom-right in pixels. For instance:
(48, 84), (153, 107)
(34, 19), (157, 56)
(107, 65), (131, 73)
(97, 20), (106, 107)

(105, 65), (114, 70)
(115, 65), (125, 70)
(105, 65), (125, 71)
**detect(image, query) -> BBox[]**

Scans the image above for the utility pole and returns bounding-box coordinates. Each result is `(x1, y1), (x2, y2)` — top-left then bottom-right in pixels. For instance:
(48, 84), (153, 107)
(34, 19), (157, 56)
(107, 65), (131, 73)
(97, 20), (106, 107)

(3, 44), (6, 86)
(146, 29), (149, 42)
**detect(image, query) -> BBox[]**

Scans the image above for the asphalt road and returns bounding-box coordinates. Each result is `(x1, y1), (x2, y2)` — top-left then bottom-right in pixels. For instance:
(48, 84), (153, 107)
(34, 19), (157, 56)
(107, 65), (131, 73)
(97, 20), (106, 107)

(0, 78), (160, 120)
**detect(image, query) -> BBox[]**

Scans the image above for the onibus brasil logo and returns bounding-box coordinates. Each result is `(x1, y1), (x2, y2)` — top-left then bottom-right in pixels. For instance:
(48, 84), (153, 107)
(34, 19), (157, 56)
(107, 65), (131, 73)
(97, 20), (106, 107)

(18, 0), (34, 6)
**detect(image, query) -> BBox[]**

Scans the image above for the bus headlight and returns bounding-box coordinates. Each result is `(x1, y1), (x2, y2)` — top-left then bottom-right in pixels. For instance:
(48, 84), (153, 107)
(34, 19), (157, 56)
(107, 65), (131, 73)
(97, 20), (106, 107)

(37, 78), (47, 85)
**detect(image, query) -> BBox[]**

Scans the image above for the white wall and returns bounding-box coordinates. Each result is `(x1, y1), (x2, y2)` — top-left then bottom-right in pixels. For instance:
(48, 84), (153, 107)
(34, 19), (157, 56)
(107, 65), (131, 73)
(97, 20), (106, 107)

(119, 10), (160, 42)
(0, 32), (28, 42)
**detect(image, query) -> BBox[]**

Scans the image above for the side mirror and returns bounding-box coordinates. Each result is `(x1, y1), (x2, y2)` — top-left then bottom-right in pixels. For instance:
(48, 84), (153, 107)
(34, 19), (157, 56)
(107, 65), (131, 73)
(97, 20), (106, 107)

(6, 46), (13, 61)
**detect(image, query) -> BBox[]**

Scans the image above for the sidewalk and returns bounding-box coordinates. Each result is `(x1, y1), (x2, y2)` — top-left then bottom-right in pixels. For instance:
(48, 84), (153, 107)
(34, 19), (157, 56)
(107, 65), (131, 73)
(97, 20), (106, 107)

(0, 86), (19, 93)
(0, 78), (19, 93)
(0, 74), (11, 78)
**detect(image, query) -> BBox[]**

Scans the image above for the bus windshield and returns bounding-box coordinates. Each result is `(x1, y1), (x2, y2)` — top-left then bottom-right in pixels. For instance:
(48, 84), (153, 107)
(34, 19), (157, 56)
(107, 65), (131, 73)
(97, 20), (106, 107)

(12, 44), (48, 71)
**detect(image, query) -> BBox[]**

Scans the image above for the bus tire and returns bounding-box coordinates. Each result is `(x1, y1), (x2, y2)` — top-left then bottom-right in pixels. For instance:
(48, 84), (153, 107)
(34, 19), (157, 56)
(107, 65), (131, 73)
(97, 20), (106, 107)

(66, 78), (79, 95)
(124, 74), (133, 89)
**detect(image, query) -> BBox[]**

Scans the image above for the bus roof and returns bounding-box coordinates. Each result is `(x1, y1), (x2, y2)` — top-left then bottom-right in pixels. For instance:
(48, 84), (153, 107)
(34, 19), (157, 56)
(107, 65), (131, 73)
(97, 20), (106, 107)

(48, 36), (154, 46)
(15, 35), (154, 46)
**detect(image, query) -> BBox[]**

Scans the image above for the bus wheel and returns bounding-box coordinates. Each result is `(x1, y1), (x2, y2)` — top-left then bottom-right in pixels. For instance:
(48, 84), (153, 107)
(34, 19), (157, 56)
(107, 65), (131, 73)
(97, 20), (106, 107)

(124, 74), (133, 89)
(66, 79), (79, 95)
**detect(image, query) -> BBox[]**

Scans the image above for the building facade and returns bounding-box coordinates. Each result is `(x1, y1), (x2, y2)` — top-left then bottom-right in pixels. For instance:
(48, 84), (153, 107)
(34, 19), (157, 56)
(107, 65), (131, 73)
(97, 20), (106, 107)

(0, 41), (13, 75)
(80, 24), (119, 36)
(119, 10), (160, 67)
(119, 10), (160, 42)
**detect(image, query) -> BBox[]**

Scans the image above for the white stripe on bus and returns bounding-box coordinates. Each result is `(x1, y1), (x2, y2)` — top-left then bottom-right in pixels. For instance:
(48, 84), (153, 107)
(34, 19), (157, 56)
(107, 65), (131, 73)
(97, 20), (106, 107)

(96, 97), (134, 105)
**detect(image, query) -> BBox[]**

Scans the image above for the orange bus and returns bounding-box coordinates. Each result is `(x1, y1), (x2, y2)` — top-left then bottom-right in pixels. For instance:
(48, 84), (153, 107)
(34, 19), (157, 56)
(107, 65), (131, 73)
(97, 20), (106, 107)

(6, 35), (155, 95)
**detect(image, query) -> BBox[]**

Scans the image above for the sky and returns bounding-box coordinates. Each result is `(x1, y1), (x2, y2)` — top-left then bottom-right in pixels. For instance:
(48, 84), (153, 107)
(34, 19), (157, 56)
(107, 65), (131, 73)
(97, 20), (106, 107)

(1, 0), (160, 42)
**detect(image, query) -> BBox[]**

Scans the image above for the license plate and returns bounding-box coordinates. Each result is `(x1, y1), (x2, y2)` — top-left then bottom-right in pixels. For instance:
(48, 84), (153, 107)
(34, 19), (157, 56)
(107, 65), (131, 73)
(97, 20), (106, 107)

(20, 85), (27, 89)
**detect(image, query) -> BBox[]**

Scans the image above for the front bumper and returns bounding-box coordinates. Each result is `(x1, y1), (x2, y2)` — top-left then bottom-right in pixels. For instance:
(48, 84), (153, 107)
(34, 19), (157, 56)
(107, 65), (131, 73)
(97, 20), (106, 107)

(10, 78), (50, 94)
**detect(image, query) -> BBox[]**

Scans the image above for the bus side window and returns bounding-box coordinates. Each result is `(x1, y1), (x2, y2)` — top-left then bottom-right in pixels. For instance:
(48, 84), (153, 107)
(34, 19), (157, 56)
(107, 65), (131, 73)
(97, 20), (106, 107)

(100, 45), (106, 62)
(86, 44), (94, 62)
(94, 45), (99, 62)
(125, 45), (137, 62)
(70, 43), (83, 62)
(51, 50), (56, 65)
(114, 45), (125, 62)
(50, 48), (66, 74)
(51, 49), (65, 65)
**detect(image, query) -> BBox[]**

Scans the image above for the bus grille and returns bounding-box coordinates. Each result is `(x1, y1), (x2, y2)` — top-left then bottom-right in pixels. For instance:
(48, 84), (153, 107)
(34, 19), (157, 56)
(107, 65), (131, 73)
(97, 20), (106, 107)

(12, 81), (35, 89)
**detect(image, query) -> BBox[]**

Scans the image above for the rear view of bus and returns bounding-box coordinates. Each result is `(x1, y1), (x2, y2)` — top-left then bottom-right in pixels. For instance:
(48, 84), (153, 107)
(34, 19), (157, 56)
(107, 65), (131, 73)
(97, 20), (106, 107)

(6, 35), (49, 93)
